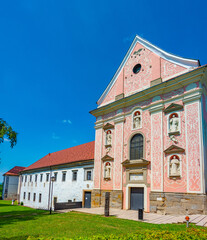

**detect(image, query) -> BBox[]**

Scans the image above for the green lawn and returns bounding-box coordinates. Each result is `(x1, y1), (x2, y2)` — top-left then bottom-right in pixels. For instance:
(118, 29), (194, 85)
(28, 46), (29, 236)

(0, 183), (2, 199)
(0, 200), (207, 240)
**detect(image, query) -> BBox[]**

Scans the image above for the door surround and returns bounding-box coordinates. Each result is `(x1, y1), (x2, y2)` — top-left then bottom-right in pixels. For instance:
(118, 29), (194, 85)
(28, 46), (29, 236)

(126, 184), (147, 210)
(82, 190), (92, 208)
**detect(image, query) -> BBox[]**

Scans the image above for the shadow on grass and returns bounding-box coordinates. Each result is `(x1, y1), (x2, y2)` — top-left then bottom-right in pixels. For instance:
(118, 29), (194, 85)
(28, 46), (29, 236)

(0, 210), (53, 229)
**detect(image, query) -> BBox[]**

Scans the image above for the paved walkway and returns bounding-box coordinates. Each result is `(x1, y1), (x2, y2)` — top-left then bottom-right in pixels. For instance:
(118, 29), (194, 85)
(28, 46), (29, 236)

(57, 207), (207, 227)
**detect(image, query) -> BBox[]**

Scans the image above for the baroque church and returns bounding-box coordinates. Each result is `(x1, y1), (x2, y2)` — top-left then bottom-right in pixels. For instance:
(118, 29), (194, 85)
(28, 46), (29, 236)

(90, 35), (207, 214)
(6, 35), (207, 215)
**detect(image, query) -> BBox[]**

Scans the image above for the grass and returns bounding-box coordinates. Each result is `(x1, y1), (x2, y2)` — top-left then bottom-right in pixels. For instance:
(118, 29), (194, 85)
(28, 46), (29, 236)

(0, 200), (207, 240)
(0, 183), (2, 199)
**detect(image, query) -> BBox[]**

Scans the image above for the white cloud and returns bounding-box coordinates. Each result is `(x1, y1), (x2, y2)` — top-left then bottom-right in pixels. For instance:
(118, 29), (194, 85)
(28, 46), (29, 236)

(52, 132), (60, 140)
(62, 119), (72, 124)
(4, 138), (10, 142)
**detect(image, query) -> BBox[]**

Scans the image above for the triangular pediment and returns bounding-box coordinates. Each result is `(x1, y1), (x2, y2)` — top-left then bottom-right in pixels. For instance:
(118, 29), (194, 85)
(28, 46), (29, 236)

(97, 35), (199, 106)
(101, 155), (114, 161)
(103, 123), (114, 130)
(164, 103), (183, 113)
(164, 145), (185, 154)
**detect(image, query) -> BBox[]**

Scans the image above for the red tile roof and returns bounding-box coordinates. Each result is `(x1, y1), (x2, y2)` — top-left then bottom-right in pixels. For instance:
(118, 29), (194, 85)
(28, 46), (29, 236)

(24, 141), (95, 171)
(4, 166), (26, 176)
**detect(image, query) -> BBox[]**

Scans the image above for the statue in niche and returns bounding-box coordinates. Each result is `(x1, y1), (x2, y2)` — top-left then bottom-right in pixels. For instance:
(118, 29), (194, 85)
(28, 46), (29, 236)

(104, 162), (111, 179)
(106, 130), (112, 145)
(133, 111), (141, 129)
(169, 113), (179, 133)
(170, 155), (180, 176)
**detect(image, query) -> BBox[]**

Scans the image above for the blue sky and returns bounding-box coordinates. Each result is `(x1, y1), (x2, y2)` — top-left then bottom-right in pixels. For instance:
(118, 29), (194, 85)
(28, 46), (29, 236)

(1, 0), (207, 182)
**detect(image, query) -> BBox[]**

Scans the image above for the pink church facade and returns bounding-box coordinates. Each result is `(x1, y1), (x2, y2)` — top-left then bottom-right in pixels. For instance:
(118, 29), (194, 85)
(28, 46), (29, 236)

(90, 35), (207, 215)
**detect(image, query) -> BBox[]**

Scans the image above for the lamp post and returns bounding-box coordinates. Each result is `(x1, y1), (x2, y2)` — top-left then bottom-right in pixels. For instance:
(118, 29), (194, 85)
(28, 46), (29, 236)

(50, 176), (55, 214)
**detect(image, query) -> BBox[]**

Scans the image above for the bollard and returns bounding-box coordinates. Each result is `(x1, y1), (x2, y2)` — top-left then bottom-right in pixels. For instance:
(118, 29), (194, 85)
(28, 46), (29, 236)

(185, 216), (190, 228)
(104, 192), (110, 217)
(138, 208), (143, 220)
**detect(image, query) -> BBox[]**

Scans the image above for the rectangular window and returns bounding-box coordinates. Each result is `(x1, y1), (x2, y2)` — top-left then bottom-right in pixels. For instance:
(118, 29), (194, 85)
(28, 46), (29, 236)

(28, 192), (30, 200)
(84, 169), (93, 181)
(25, 176), (27, 182)
(21, 176), (24, 182)
(30, 175), (32, 182)
(46, 173), (50, 182)
(33, 193), (36, 201)
(23, 192), (26, 199)
(39, 193), (42, 203)
(35, 174), (38, 182)
(72, 171), (78, 181)
(40, 174), (43, 182)
(54, 172), (58, 181)
(62, 172), (66, 182)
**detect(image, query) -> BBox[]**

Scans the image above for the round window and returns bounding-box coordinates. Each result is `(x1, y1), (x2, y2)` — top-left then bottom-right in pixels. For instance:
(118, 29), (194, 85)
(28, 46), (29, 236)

(133, 64), (141, 74)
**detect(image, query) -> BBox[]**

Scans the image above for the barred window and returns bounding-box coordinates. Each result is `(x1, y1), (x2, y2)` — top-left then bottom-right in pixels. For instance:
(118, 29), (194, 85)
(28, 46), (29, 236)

(130, 134), (144, 160)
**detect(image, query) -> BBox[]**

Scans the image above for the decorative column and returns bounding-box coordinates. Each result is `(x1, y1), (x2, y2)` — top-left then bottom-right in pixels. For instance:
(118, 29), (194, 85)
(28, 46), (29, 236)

(183, 90), (204, 193)
(150, 102), (164, 192)
(114, 114), (124, 190)
(94, 122), (103, 189)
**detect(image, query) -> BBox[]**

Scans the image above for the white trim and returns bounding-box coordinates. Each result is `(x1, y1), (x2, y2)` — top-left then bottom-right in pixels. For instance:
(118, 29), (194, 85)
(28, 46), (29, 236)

(126, 183), (147, 211)
(97, 35), (199, 106)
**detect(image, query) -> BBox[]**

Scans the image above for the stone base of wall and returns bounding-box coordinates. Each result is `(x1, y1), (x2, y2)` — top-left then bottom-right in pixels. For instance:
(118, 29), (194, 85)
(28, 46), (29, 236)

(150, 192), (207, 215)
(91, 189), (123, 209)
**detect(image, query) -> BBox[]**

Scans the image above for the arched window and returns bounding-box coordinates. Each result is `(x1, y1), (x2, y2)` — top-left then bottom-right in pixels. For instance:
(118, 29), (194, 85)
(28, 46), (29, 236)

(130, 134), (144, 160)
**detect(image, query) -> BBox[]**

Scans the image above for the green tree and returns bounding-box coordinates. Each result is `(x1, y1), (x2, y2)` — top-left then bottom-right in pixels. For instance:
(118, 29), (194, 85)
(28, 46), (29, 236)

(0, 118), (17, 148)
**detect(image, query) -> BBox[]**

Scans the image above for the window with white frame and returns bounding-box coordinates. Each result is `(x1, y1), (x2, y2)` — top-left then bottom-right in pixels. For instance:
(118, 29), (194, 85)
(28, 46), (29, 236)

(39, 193), (42, 203)
(46, 173), (50, 182)
(72, 170), (78, 181)
(30, 175), (32, 182)
(40, 174), (43, 182)
(62, 171), (66, 182)
(35, 174), (38, 182)
(54, 172), (58, 181)
(84, 168), (93, 181)
(33, 193), (36, 201)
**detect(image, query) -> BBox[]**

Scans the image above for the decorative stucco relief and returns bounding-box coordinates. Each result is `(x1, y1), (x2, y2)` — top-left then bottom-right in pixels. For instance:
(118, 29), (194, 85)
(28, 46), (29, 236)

(151, 112), (162, 191)
(124, 47), (152, 96)
(161, 58), (186, 80)
(114, 123), (123, 189)
(94, 128), (102, 189)
(186, 102), (201, 192)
